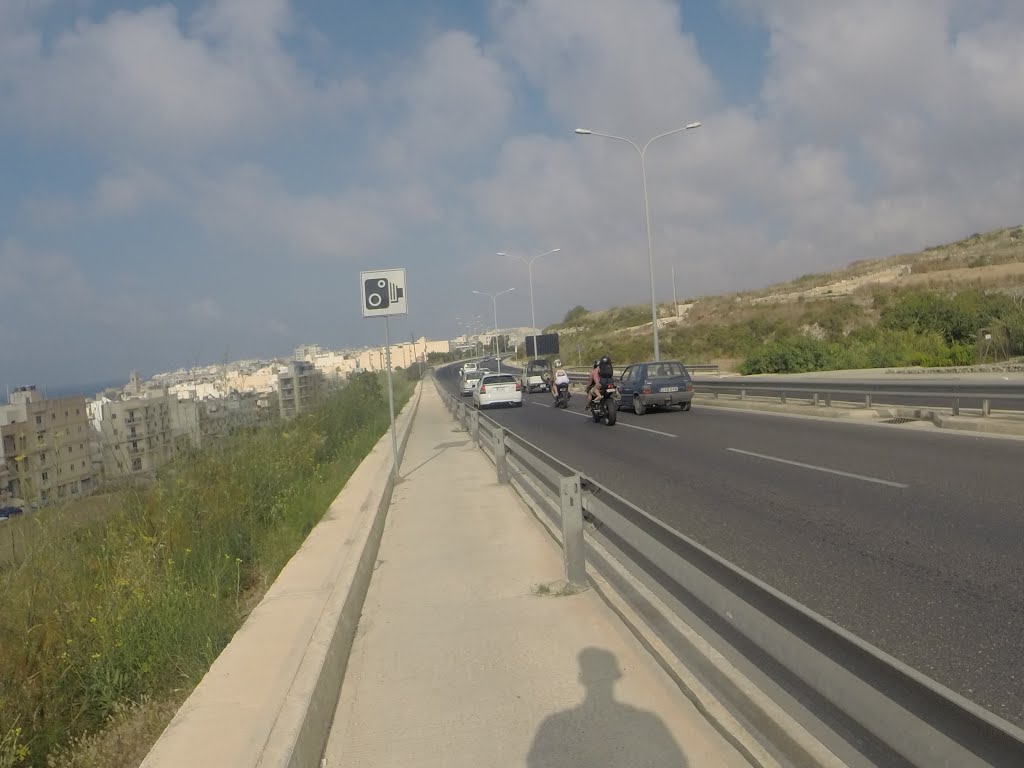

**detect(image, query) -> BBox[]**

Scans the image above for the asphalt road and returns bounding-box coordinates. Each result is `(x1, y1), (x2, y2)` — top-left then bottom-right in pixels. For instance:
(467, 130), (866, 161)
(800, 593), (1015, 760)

(439, 363), (1024, 728)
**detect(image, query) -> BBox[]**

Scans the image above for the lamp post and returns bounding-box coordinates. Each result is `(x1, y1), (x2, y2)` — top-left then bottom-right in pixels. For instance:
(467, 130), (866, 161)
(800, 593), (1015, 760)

(575, 121), (701, 361)
(497, 248), (561, 346)
(473, 288), (515, 373)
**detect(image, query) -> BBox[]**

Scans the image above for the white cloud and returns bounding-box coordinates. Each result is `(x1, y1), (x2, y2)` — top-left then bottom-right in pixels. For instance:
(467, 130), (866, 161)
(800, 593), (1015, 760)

(192, 165), (417, 261)
(0, 0), (359, 153)
(93, 167), (177, 217)
(374, 30), (513, 173)
(0, 240), (91, 304)
(186, 297), (225, 323)
(494, 0), (716, 135)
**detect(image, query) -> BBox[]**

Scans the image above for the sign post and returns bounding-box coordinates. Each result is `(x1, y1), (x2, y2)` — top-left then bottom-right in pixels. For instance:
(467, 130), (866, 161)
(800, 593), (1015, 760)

(361, 268), (408, 478)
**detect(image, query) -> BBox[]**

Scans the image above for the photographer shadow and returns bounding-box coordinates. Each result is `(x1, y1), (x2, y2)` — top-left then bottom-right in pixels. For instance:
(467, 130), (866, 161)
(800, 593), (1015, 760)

(527, 647), (689, 768)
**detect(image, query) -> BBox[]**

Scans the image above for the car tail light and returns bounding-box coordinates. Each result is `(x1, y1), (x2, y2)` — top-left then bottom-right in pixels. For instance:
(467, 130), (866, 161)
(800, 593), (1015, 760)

(686, 383), (693, 391)
(642, 384), (651, 394)
(515, 382), (521, 391)
(479, 385), (486, 393)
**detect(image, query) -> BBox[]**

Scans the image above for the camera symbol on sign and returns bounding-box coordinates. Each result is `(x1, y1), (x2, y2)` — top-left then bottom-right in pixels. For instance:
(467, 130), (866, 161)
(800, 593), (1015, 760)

(364, 278), (404, 311)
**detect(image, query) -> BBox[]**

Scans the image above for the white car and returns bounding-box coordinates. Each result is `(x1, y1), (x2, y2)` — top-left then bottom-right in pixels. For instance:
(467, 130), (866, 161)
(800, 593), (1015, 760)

(460, 370), (483, 396)
(473, 373), (523, 409)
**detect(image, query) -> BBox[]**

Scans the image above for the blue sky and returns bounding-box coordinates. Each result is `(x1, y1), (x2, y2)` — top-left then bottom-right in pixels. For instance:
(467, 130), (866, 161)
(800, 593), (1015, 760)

(2, 0), (1023, 387)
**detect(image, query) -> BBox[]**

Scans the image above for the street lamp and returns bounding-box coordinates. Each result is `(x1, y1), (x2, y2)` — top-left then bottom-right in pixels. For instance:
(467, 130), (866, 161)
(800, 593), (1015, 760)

(497, 248), (561, 343)
(575, 121), (701, 361)
(473, 288), (515, 372)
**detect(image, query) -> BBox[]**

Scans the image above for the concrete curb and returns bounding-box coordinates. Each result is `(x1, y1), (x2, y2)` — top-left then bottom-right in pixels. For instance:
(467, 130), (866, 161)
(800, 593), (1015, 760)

(140, 381), (423, 768)
(502, 459), (845, 768)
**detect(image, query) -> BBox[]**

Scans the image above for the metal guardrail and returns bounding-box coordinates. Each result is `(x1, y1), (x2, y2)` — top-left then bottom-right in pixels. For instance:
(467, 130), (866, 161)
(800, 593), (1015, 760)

(433, 371), (1024, 767)
(693, 378), (1024, 416)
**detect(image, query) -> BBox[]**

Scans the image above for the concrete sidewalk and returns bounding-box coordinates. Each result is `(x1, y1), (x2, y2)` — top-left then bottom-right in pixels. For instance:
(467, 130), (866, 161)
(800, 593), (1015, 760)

(323, 385), (750, 767)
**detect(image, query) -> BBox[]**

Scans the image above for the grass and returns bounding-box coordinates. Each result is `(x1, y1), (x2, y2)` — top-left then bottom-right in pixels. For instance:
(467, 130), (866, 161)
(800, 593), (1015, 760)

(0, 371), (414, 768)
(0, 492), (126, 568)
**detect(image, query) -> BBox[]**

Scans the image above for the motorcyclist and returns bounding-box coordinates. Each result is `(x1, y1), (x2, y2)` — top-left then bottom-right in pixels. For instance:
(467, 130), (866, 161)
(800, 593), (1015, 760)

(550, 358), (570, 401)
(585, 356), (615, 409)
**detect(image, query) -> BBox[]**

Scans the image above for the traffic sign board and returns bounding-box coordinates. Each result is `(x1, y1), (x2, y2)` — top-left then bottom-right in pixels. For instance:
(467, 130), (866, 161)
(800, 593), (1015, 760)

(360, 268), (408, 317)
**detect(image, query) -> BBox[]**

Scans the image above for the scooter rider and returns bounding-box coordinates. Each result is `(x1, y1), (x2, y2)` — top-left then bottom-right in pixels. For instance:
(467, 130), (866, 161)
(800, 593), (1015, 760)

(585, 355), (615, 409)
(551, 359), (570, 400)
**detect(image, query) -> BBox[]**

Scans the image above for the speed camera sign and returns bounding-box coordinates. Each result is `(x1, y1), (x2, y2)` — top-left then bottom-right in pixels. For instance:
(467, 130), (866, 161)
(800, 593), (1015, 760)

(360, 268), (408, 317)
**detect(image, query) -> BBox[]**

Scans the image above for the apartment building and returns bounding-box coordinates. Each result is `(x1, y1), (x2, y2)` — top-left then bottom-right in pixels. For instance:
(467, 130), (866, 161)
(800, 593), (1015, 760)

(278, 361), (325, 419)
(0, 386), (98, 504)
(96, 394), (177, 478)
(356, 337), (450, 372)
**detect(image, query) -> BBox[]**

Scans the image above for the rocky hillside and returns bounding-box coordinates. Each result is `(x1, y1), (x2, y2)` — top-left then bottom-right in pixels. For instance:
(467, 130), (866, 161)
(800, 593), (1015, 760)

(548, 226), (1024, 372)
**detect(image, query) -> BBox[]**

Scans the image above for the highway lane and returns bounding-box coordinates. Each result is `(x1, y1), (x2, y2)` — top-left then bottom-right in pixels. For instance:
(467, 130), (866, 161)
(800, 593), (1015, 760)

(437, 365), (1024, 727)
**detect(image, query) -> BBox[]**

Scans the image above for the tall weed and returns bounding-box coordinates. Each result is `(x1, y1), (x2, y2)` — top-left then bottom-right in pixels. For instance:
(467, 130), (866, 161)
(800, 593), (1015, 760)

(0, 372), (412, 766)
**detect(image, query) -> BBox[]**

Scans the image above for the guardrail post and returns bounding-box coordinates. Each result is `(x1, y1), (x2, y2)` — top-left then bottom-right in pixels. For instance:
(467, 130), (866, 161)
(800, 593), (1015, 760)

(812, 392), (820, 407)
(739, 389), (745, 401)
(865, 393), (872, 409)
(982, 398), (991, 417)
(780, 390), (787, 405)
(495, 427), (509, 485)
(559, 475), (587, 588)
(472, 408), (480, 443)
(953, 397), (960, 416)
(825, 393), (832, 408)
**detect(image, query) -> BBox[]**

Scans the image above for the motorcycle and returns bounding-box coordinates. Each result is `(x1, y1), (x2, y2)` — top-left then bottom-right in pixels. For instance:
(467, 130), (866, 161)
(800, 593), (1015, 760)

(554, 381), (571, 409)
(589, 381), (620, 426)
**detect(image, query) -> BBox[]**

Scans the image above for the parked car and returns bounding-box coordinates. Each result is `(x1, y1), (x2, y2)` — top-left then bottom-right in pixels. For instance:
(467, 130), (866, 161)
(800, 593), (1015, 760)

(522, 359), (552, 393)
(461, 370), (484, 396)
(473, 373), (523, 409)
(617, 361), (694, 415)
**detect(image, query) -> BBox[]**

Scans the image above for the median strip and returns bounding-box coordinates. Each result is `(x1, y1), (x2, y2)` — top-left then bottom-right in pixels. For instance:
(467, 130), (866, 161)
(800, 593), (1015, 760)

(726, 448), (909, 488)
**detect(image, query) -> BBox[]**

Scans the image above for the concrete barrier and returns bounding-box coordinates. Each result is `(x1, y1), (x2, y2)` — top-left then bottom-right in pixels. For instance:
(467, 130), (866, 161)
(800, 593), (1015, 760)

(141, 382), (423, 768)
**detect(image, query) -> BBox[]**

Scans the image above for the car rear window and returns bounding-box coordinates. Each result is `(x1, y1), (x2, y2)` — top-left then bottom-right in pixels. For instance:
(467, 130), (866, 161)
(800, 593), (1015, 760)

(648, 363), (690, 378)
(483, 374), (517, 384)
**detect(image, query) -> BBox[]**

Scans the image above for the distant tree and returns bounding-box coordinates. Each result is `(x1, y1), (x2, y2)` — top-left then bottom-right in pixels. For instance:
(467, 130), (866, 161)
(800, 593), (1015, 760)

(563, 305), (588, 324)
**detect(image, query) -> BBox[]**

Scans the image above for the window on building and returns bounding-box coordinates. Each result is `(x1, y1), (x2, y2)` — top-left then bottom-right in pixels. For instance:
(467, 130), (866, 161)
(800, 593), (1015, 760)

(57, 485), (66, 498)
(35, 415), (42, 425)
(76, 409), (80, 416)
(65, 410), (69, 418)
(42, 472), (48, 481)
(132, 458), (142, 472)
(67, 446), (72, 454)
(71, 482), (78, 494)
(36, 433), (45, 445)
(51, 413), (56, 420)
(40, 452), (46, 462)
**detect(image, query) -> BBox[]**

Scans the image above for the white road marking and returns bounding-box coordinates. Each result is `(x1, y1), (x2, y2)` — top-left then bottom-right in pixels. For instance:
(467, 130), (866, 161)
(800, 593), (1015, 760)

(530, 401), (675, 437)
(726, 448), (909, 488)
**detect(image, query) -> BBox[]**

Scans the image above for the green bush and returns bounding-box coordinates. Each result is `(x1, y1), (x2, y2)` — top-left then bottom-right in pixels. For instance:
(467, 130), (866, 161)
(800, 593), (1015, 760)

(0, 373), (412, 767)
(562, 305), (589, 325)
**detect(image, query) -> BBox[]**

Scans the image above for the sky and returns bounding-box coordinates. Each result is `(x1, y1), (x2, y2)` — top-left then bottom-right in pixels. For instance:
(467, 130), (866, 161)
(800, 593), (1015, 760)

(2, 0), (1023, 387)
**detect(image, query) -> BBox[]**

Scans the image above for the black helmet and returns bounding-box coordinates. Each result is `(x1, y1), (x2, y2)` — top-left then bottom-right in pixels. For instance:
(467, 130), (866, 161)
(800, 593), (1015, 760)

(592, 360), (599, 368)
(600, 355), (612, 365)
